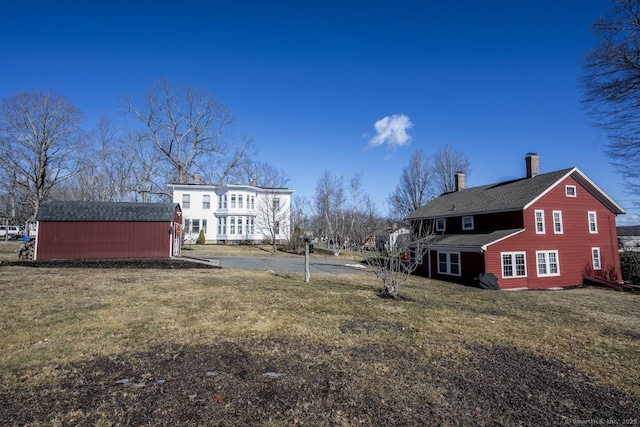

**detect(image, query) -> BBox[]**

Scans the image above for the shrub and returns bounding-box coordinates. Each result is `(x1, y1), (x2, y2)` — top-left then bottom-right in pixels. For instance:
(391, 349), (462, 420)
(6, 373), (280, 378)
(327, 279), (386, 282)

(196, 229), (206, 245)
(619, 251), (640, 285)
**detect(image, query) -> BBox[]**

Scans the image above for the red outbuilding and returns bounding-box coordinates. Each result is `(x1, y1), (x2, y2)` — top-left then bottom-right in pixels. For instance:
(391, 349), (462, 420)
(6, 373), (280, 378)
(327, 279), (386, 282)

(408, 154), (625, 290)
(34, 201), (182, 260)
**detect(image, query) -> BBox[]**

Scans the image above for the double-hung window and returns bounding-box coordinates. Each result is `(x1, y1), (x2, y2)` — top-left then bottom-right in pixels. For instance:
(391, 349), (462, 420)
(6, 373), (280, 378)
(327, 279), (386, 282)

(437, 251), (461, 276)
(202, 195), (210, 209)
(231, 194), (237, 209)
(217, 217), (226, 235)
(182, 194), (190, 209)
(435, 218), (446, 232)
(462, 216), (474, 231)
(535, 210), (545, 234)
(536, 250), (560, 277)
(192, 219), (200, 233)
(501, 252), (527, 278)
(237, 216), (243, 235)
(273, 197), (281, 211)
(552, 211), (563, 234)
(219, 194), (227, 209)
(588, 211), (598, 233)
(230, 217), (236, 234)
(238, 195), (243, 209)
(592, 247), (601, 270)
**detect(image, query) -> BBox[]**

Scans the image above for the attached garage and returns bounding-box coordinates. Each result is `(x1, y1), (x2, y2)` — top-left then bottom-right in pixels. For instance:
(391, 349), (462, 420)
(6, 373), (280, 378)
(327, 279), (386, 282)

(34, 201), (182, 260)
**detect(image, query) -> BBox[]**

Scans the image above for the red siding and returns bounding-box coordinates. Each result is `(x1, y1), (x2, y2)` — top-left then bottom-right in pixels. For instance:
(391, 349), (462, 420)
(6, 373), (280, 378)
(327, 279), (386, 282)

(36, 221), (173, 260)
(485, 175), (621, 289)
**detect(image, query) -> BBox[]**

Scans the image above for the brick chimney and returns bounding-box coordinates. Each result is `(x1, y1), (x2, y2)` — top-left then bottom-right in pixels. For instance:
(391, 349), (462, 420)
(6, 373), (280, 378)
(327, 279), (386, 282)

(455, 172), (465, 191)
(193, 172), (200, 184)
(525, 153), (539, 178)
(250, 178), (257, 187)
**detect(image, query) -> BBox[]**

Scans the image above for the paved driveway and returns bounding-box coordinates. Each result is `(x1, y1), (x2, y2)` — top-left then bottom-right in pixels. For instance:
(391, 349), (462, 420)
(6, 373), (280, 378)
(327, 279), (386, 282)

(199, 255), (368, 274)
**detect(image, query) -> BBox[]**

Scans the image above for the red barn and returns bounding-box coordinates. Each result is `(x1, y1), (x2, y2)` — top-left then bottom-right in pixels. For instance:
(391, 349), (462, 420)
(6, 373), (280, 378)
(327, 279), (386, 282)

(407, 154), (625, 290)
(34, 201), (182, 260)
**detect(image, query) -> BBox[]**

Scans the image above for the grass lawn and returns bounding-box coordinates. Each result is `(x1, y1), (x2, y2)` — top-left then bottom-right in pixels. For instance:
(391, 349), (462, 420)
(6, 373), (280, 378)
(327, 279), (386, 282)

(0, 241), (638, 426)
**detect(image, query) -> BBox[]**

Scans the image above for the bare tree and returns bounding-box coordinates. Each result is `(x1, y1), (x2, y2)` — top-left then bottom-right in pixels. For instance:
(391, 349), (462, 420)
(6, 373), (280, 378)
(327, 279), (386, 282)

(255, 190), (290, 252)
(582, 0), (640, 192)
(345, 173), (381, 248)
(360, 225), (433, 298)
(239, 159), (290, 188)
(432, 143), (471, 194)
(314, 170), (348, 255)
(388, 150), (434, 220)
(290, 195), (312, 251)
(126, 79), (252, 188)
(0, 91), (85, 216)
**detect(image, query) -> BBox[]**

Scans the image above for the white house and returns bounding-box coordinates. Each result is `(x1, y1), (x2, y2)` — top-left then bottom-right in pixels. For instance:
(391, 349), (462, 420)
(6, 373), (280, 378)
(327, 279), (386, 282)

(168, 179), (294, 244)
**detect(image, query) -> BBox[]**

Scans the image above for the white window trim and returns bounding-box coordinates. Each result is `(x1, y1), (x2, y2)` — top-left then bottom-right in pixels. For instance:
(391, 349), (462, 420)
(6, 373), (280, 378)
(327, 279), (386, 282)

(501, 252), (527, 279)
(592, 247), (602, 270)
(462, 216), (474, 231)
(437, 251), (461, 276)
(552, 210), (563, 234)
(565, 185), (577, 197)
(588, 211), (598, 234)
(436, 218), (446, 232)
(535, 210), (545, 234)
(536, 250), (560, 277)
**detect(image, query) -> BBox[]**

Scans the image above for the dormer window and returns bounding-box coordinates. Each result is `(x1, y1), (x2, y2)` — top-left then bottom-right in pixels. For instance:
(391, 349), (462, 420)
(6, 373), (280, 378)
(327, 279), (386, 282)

(462, 216), (474, 231)
(435, 218), (446, 232)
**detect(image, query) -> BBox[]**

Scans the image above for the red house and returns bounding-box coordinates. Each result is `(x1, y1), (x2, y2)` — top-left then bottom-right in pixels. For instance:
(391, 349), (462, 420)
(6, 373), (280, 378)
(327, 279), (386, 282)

(34, 201), (183, 260)
(407, 154), (625, 290)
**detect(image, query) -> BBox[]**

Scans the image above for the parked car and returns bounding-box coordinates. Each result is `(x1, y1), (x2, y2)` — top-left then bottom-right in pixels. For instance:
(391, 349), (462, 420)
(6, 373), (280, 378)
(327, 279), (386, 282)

(0, 225), (25, 240)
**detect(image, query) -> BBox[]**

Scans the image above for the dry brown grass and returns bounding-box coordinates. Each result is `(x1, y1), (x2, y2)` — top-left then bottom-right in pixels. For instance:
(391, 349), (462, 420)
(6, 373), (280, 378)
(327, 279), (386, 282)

(0, 253), (639, 425)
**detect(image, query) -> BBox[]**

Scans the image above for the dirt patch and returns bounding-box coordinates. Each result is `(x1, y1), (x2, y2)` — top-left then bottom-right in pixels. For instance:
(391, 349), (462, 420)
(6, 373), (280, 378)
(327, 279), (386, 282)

(1, 339), (637, 426)
(339, 319), (418, 334)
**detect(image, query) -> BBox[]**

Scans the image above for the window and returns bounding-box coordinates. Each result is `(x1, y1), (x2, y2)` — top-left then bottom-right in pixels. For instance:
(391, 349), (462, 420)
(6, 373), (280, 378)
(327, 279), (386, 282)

(251, 196), (255, 210)
(231, 194), (237, 209)
(192, 219), (200, 233)
(535, 210), (545, 234)
(218, 217), (226, 234)
(588, 211), (598, 233)
(553, 211), (563, 234)
(238, 195), (243, 209)
(592, 247), (601, 270)
(182, 194), (190, 209)
(249, 217), (255, 234)
(202, 195), (210, 209)
(437, 251), (461, 276)
(462, 216), (474, 231)
(275, 221), (280, 235)
(536, 250), (560, 277)
(219, 194), (227, 209)
(237, 216), (243, 235)
(273, 197), (281, 211)
(566, 185), (576, 197)
(501, 252), (527, 278)
(230, 217), (236, 234)
(435, 218), (446, 232)
(202, 219), (207, 234)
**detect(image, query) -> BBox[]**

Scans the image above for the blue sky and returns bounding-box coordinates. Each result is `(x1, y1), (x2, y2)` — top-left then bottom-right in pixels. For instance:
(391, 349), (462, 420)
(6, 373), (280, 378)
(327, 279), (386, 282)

(2, 1), (638, 223)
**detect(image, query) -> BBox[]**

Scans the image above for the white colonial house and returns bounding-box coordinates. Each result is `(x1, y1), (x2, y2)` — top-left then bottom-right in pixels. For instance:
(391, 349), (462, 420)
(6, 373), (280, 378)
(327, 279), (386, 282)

(168, 179), (294, 244)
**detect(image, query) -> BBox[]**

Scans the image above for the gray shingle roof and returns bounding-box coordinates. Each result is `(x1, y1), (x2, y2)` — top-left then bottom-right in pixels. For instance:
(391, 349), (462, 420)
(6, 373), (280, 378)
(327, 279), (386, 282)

(408, 169), (574, 220)
(35, 201), (179, 222)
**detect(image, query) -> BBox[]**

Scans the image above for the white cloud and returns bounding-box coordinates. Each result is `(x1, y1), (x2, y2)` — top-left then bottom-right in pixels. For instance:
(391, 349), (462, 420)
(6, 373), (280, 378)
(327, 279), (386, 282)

(369, 114), (413, 148)
(617, 214), (640, 226)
